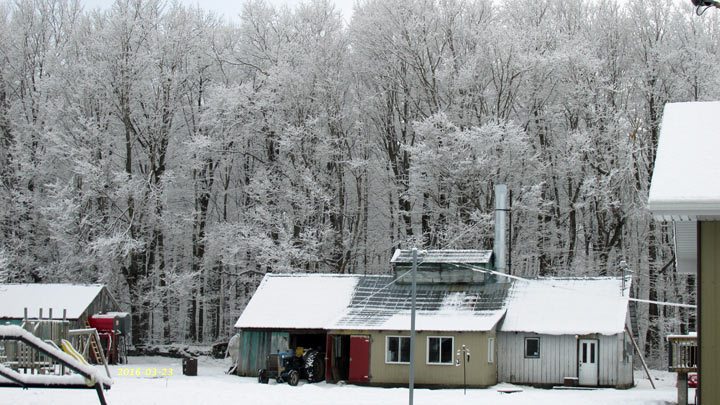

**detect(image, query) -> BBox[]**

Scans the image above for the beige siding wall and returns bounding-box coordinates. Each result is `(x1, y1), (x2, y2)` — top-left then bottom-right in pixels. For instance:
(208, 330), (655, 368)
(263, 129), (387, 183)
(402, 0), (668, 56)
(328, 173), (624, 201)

(700, 222), (720, 403)
(334, 330), (498, 387)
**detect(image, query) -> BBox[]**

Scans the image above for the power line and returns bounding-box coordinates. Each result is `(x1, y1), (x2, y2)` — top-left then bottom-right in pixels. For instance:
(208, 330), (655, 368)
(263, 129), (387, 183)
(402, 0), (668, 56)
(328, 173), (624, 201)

(451, 263), (696, 309)
(628, 298), (695, 309)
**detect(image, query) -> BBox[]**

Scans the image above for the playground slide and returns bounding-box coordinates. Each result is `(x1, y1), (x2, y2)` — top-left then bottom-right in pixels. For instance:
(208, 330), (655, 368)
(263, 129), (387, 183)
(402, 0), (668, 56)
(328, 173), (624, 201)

(0, 325), (111, 404)
(61, 339), (89, 366)
(0, 325), (111, 388)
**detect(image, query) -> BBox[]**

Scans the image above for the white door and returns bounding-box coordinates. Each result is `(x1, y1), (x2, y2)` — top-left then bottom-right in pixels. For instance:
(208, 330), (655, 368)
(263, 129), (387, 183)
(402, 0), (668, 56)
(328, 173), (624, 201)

(578, 339), (599, 386)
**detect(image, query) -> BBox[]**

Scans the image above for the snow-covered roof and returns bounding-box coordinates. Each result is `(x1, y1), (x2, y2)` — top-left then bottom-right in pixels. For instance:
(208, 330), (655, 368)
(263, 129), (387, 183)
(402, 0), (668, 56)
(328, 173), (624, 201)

(234, 274), (359, 330)
(333, 275), (508, 332)
(391, 249), (492, 264)
(500, 277), (631, 336)
(648, 101), (720, 221)
(236, 274), (632, 335)
(0, 284), (107, 320)
(235, 273), (509, 332)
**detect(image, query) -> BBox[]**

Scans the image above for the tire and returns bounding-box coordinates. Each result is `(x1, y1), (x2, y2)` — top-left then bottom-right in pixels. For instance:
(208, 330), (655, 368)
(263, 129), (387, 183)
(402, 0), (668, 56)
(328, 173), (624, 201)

(258, 369), (269, 384)
(288, 370), (299, 386)
(304, 350), (325, 383)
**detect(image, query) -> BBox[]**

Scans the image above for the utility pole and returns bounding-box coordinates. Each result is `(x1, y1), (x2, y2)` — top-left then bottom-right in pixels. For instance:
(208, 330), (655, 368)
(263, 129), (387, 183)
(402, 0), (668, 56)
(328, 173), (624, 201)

(409, 247), (418, 405)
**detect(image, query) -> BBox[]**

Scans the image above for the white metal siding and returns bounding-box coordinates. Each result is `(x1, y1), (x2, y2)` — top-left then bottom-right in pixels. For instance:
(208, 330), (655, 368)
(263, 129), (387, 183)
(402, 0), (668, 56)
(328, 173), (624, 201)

(498, 332), (633, 387)
(498, 333), (575, 385)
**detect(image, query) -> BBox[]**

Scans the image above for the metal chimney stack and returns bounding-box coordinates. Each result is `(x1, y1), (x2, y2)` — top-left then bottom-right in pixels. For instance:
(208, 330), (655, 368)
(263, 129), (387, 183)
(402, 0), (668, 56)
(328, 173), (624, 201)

(494, 184), (507, 274)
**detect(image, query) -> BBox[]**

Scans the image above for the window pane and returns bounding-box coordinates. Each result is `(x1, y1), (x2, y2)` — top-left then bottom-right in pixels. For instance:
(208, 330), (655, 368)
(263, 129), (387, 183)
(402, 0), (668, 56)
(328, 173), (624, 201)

(526, 338), (539, 357)
(590, 343), (595, 364)
(440, 338), (452, 363)
(400, 337), (411, 363)
(488, 338), (495, 363)
(429, 338), (440, 363)
(388, 337), (398, 362)
(582, 343), (587, 363)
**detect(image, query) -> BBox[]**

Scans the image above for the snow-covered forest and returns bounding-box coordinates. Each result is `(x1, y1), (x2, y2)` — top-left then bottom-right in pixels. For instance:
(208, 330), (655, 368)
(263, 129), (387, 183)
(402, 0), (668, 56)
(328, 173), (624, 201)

(0, 0), (713, 365)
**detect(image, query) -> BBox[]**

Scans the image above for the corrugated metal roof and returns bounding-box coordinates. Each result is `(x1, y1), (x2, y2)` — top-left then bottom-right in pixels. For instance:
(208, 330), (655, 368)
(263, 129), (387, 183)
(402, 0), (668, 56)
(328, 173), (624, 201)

(332, 275), (509, 331)
(235, 274), (630, 335)
(235, 273), (509, 332)
(390, 249), (493, 264)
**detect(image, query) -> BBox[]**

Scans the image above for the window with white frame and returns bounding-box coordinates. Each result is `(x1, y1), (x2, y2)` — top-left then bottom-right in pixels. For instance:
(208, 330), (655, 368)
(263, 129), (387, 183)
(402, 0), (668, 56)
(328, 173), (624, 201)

(427, 336), (453, 365)
(525, 337), (540, 358)
(386, 336), (411, 364)
(488, 337), (495, 363)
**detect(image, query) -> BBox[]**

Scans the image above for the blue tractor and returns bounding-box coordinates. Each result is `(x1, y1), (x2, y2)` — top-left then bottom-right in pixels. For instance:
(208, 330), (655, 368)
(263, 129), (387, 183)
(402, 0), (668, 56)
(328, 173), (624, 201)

(257, 347), (324, 386)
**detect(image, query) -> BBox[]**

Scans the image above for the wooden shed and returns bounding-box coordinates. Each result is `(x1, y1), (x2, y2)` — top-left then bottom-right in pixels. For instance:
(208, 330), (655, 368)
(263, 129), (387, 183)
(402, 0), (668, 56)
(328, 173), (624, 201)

(0, 283), (121, 330)
(497, 277), (634, 388)
(233, 274), (354, 377)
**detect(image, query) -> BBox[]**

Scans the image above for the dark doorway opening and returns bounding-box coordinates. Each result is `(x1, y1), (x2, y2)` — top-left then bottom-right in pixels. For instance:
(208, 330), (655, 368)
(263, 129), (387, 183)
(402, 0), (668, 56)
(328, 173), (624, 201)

(328, 334), (350, 381)
(290, 332), (326, 353)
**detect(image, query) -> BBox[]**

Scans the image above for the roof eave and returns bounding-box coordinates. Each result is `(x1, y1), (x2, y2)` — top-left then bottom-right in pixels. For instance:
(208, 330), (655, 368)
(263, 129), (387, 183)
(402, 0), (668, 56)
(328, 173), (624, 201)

(501, 328), (625, 336)
(648, 200), (720, 221)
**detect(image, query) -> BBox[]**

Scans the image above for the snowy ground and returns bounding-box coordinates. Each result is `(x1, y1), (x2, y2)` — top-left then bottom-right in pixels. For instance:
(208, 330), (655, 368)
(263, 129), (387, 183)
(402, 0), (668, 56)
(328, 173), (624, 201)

(3, 356), (690, 405)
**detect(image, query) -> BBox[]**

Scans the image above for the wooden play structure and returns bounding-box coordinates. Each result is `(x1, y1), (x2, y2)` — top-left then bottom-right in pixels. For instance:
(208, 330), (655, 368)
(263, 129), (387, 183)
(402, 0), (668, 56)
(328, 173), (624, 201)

(87, 312), (131, 365)
(0, 284), (130, 366)
(0, 284), (132, 403)
(0, 322), (113, 404)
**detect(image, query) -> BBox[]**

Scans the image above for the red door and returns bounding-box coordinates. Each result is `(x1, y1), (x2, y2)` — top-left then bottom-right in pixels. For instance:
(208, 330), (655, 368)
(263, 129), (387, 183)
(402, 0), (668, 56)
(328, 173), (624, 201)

(325, 334), (334, 382)
(349, 335), (370, 383)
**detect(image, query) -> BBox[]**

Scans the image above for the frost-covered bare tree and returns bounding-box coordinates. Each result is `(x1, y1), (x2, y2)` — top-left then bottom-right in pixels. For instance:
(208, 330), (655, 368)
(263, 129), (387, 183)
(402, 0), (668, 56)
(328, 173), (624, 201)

(1, 0), (718, 364)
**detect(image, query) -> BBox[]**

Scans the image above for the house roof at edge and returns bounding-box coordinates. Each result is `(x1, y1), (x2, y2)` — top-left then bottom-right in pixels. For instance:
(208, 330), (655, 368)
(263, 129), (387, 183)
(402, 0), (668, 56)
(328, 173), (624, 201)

(648, 101), (720, 221)
(499, 277), (631, 335)
(0, 284), (112, 320)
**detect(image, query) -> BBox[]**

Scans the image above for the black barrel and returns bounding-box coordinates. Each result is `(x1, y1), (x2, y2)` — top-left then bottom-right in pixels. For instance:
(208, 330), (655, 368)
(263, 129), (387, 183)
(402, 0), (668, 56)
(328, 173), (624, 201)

(182, 357), (198, 376)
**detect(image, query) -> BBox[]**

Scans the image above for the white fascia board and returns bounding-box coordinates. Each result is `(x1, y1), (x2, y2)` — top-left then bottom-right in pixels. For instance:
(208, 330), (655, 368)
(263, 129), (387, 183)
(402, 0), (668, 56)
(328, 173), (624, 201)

(648, 201), (720, 222)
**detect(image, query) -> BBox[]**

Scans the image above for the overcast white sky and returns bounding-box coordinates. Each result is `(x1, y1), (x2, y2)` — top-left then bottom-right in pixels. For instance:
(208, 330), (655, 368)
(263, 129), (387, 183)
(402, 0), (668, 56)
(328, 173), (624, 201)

(81, 0), (356, 23)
